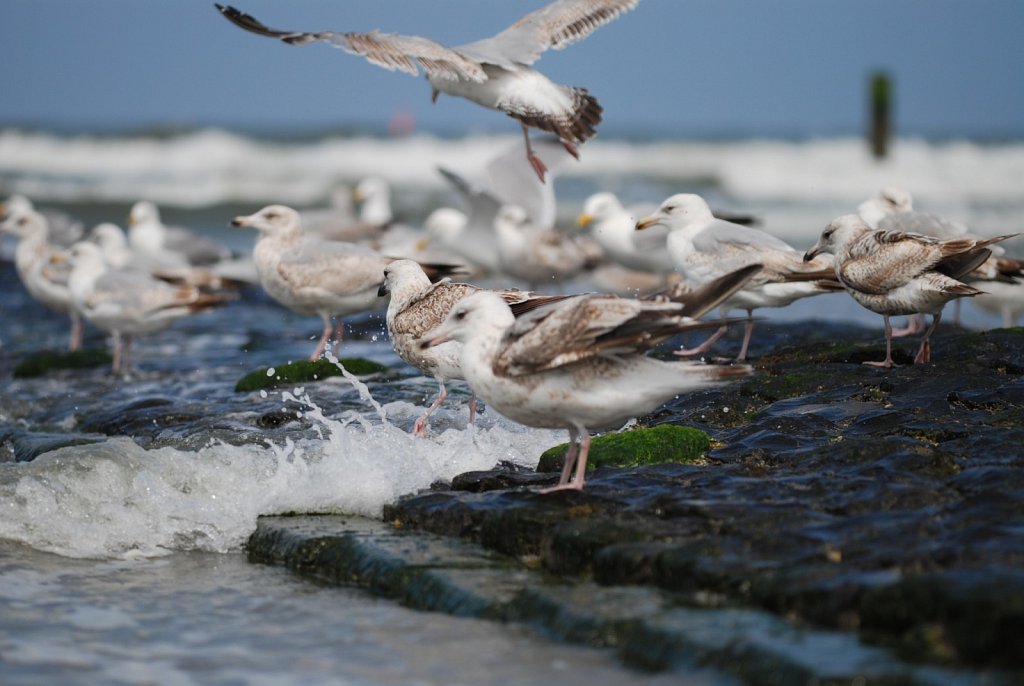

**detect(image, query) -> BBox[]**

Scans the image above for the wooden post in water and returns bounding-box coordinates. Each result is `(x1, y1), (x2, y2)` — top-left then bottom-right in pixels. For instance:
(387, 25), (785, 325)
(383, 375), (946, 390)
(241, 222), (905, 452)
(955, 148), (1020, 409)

(869, 71), (892, 159)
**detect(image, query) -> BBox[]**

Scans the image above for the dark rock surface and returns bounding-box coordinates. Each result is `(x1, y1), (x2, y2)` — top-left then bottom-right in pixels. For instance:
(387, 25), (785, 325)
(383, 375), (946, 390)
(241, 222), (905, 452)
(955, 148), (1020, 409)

(381, 326), (1024, 672)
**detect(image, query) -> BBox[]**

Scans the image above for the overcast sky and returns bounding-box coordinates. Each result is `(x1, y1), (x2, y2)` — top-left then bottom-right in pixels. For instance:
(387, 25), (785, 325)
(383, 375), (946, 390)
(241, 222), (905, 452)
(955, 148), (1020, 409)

(3, 0), (1023, 138)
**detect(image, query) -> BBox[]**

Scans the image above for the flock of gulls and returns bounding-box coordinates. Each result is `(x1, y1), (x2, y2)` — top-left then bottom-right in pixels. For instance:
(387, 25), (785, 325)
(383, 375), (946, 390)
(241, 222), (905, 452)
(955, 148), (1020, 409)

(3, 0), (1023, 492)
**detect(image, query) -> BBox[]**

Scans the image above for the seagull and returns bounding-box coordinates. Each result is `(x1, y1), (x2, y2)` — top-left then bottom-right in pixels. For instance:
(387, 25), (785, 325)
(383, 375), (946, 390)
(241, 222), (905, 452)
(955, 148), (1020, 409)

(379, 259), (567, 436)
(428, 137), (575, 274)
(63, 242), (232, 374)
(231, 204), (462, 360)
(0, 207), (84, 351)
(577, 192), (674, 278)
(494, 204), (595, 288)
(636, 193), (840, 361)
(420, 278), (756, 492)
(804, 214), (1018, 368)
(214, 0), (641, 181)
(1, 194), (84, 249)
(129, 200), (234, 268)
(858, 187), (1024, 333)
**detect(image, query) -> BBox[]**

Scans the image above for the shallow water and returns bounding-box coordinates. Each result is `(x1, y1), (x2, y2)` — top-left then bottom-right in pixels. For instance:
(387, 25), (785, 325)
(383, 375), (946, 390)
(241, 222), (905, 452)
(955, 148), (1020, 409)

(0, 540), (734, 685)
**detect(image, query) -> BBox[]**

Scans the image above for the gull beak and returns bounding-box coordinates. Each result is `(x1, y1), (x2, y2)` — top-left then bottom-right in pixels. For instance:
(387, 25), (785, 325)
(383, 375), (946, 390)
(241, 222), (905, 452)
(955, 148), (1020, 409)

(415, 236), (430, 252)
(635, 215), (660, 231)
(576, 213), (593, 229)
(49, 252), (67, 265)
(230, 215), (253, 228)
(418, 320), (455, 350)
(803, 244), (822, 262)
(431, 88), (440, 104)
(377, 282), (389, 297)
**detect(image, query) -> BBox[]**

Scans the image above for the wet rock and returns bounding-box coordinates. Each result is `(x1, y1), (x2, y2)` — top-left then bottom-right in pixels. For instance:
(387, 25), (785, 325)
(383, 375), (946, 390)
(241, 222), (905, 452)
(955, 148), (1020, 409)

(383, 325), (1024, 672)
(235, 357), (390, 392)
(13, 348), (112, 377)
(536, 424), (710, 473)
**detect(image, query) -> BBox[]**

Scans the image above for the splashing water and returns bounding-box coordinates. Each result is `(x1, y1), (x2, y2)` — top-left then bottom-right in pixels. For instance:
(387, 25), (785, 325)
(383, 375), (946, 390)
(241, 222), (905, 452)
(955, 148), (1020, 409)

(0, 378), (562, 560)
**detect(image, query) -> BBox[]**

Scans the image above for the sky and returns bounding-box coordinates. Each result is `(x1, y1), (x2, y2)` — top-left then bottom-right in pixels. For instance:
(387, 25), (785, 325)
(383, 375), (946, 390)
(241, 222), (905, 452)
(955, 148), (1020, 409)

(2, 0), (1024, 139)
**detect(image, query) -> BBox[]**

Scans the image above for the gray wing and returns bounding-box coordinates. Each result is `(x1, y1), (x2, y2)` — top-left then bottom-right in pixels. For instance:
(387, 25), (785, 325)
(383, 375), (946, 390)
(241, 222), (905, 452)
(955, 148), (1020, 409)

(877, 211), (968, 241)
(459, 0), (641, 66)
(692, 218), (796, 255)
(277, 240), (387, 296)
(216, 4), (486, 82)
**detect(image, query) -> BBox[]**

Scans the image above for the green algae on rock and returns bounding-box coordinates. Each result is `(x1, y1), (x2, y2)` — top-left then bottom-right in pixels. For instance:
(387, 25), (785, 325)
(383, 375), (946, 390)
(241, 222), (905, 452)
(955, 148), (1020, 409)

(235, 358), (389, 392)
(536, 424), (711, 473)
(13, 348), (113, 378)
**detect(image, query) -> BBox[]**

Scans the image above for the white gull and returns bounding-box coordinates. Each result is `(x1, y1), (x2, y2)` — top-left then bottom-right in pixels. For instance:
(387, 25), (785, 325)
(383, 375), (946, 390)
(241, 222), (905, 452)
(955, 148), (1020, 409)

(64, 242), (231, 374)
(636, 193), (839, 361)
(215, 0), (640, 181)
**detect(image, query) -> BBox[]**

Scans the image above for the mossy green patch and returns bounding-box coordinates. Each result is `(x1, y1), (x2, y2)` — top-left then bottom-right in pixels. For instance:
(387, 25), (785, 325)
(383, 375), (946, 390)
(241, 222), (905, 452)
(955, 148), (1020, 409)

(235, 357), (389, 392)
(536, 424), (710, 473)
(14, 348), (112, 377)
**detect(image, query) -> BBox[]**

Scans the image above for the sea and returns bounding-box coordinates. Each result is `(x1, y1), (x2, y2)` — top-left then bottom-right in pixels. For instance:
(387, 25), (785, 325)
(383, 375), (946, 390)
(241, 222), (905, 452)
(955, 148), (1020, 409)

(1, 127), (1022, 684)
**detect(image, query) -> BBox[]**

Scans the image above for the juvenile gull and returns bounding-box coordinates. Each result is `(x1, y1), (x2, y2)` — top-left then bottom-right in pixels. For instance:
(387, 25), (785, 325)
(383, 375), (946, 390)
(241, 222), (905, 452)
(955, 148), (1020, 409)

(0, 207), (83, 351)
(1, 194), (84, 249)
(232, 205), (461, 360)
(379, 259), (566, 436)
(636, 193), (839, 361)
(804, 214), (1018, 368)
(215, 0), (641, 181)
(64, 242), (231, 374)
(421, 274), (757, 491)
(859, 187), (1024, 333)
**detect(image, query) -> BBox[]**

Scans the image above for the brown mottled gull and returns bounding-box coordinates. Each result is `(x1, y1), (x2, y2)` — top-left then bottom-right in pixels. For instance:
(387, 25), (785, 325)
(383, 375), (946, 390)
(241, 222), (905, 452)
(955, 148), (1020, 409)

(420, 265), (761, 492)
(636, 193), (840, 361)
(215, 0), (641, 181)
(379, 259), (566, 436)
(804, 214), (1019, 368)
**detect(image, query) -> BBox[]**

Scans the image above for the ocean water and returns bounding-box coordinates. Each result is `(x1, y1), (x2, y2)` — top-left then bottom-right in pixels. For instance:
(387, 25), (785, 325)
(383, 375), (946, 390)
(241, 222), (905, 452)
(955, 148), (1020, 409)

(1, 128), (1022, 683)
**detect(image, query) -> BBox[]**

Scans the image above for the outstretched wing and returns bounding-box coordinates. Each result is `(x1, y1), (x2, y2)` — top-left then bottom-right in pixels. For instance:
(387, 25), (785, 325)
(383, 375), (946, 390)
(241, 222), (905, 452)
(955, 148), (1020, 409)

(215, 4), (487, 82)
(461, 0), (641, 66)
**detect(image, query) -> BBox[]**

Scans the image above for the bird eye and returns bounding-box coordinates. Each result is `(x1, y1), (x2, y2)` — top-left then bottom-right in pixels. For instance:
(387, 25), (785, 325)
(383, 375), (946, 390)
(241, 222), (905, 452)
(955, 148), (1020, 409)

(822, 229), (834, 239)
(264, 211), (278, 220)
(663, 205), (675, 214)
(453, 310), (467, 321)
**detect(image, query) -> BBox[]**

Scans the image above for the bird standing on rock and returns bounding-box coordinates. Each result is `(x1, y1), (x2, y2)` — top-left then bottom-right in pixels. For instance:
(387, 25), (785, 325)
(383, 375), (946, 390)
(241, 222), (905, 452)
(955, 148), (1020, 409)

(804, 214), (1018, 368)
(214, 0), (641, 181)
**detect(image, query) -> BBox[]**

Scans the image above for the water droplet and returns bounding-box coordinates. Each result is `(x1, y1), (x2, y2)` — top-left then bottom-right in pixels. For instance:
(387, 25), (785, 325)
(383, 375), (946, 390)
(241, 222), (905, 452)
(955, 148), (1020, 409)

(259, 390), (268, 398)
(266, 367), (276, 377)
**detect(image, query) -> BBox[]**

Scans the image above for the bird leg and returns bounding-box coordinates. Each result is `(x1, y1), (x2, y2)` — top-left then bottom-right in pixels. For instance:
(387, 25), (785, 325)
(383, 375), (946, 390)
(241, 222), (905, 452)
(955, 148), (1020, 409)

(467, 394), (478, 425)
(891, 313), (926, 337)
(330, 320), (345, 357)
(412, 378), (448, 437)
(111, 332), (123, 374)
(674, 323), (728, 357)
(69, 312), (83, 352)
(310, 317), (334, 360)
(522, 124), (548, 183)
(540, 426), (589, 493)
(864, 315), (897, 369)
(736, 309), (756, 362)
(914, 312), (942, 364)
(560, 138), (581, 161)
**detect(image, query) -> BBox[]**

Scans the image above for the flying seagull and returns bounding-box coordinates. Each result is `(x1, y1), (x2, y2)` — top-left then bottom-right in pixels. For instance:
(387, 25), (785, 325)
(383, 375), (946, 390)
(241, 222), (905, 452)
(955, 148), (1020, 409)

(214, 0), (641, 181)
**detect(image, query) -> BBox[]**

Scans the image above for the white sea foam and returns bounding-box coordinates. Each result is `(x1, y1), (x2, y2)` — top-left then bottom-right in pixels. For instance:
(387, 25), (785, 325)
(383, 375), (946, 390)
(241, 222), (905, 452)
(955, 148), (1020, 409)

(2, 128), (1023, 213)
(0, 391), (562, 560)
